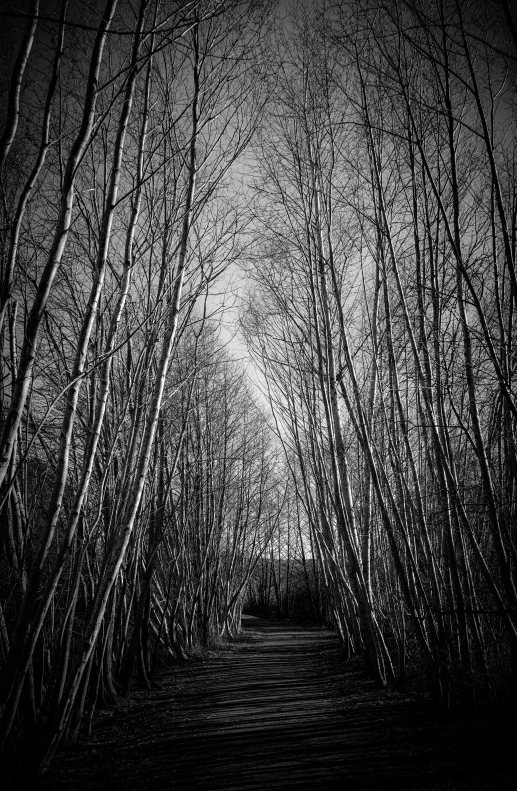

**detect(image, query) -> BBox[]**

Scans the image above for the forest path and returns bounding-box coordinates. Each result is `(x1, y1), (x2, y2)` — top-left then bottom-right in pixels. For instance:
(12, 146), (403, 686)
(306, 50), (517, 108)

(42, 616), (514, 791)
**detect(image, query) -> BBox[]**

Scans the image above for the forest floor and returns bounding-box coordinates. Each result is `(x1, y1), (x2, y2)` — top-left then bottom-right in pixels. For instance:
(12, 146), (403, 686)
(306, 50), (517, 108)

(32, 616), (516, 790)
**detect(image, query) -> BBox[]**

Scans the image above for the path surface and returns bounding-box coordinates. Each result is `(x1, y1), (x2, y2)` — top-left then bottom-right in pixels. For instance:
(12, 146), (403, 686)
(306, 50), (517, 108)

(42, 616), (515, 790)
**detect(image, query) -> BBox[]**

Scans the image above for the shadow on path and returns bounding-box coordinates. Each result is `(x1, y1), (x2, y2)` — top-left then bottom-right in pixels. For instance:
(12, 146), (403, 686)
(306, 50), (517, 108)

(41, 615), (515, 790)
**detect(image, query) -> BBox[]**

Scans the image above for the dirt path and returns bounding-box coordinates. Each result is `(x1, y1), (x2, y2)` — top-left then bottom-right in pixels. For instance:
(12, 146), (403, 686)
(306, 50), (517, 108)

(41, 616), (515, 790)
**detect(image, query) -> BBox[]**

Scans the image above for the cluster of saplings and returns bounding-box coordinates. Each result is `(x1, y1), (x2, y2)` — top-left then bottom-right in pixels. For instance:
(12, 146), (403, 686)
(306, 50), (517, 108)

(242, 0), (517, 710)
(0, 0), (279, 779)
(1, 0), (517, 782)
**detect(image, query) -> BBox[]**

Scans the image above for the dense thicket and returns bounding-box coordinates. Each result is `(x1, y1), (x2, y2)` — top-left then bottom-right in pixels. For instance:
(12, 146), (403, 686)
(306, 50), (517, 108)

(0, 0), (279, 774)
(242, 0), (517, 706)
(1, 0), (516, 780)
